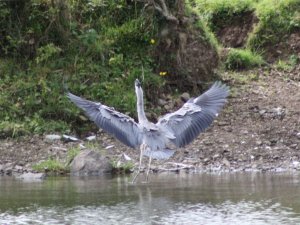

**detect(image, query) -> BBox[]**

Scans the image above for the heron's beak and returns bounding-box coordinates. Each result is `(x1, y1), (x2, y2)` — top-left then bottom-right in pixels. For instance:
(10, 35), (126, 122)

(135, 79), (141, 87)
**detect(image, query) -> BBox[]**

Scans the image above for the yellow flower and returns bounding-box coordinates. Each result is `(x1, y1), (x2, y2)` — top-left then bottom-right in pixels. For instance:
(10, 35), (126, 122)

(150, 39), (155, 44)
(159, 71), (167, 76)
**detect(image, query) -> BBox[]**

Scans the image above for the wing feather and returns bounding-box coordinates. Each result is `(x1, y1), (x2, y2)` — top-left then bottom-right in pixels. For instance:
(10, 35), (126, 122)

(67, 92), (142, 148)
(157, 82), (229, 147)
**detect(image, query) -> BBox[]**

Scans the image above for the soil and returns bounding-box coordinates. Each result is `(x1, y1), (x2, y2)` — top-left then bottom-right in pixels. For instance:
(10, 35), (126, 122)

(214, 11), (258, 48)
(0, 65), (299, 175)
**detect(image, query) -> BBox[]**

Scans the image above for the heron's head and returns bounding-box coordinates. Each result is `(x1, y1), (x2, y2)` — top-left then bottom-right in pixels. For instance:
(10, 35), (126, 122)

(135, 79), (141, 88)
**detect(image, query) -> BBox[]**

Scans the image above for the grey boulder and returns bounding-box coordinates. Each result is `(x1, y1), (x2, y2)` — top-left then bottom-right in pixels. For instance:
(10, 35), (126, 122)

(70, 150), (113, 176)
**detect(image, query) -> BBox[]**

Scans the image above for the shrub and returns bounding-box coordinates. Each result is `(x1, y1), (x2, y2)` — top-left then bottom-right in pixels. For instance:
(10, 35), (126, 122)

(247, 0), (300, 51)
(225, 48), (264, 70)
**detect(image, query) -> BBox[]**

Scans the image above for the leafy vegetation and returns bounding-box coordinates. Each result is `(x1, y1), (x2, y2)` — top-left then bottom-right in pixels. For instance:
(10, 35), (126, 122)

(111, 160), (134, 174)
(225, 49), (264, 70)
(275, 55), (299, 71)
(193, 0), (255, 29)
(32, 158), (67, 174)
(247, 0), (300, 51)
(0, 0), (298, 137)
(0, 0), (162, 137)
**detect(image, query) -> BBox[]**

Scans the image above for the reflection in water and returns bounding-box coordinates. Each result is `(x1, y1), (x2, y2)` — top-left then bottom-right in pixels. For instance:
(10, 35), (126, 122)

(0, 173), (300, 224)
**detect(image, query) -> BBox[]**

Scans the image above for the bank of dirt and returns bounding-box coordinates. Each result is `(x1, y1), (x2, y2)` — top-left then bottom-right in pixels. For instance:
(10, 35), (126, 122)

(0, 65), (299, 176)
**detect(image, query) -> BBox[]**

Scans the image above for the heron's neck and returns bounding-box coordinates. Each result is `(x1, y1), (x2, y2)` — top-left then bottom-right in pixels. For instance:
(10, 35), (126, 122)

(136, 88), (148, 123)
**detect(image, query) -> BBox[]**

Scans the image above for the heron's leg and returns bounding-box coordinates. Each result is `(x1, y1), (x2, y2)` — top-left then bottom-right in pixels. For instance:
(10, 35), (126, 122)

(145, 156), (152, 183)
(131, 144), (144, 183)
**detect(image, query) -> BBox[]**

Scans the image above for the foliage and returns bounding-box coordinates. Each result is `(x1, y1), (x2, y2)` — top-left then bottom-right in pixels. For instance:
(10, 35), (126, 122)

(0, 0), (163, 136)
(111, 160), (134, 174)
(275, 55), (299, 71)
(247, 0), (300, 51)
(1, 0), (297, 137)
(66, 146), (81, 165)
(192, 0), (255, 30)
(225, 48), (264, 70)
(32, 159), (67, 174)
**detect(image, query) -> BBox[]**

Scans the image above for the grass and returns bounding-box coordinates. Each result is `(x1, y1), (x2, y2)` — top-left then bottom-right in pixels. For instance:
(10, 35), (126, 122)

(223, 70), (260, 85)
(66, 146), (81, 165)
(193, 0), (255, 30)
(247, 0), (300, 51)
(225, 48), (264, 70)
(111, 160), (134, 174)
(275, 55), (299, 71)
(32, 159), (67, 174)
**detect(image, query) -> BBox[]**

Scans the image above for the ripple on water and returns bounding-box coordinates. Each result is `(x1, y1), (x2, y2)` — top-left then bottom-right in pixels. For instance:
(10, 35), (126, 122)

(1, 200), (300, 225)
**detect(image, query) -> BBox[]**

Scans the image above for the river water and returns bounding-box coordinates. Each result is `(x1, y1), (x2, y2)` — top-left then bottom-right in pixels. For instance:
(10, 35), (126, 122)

(0, 172), (300, 224)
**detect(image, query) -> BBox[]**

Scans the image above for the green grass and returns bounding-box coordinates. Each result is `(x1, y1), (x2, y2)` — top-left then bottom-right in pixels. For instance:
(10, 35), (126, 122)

(111, 160), (134, 174)
(275, 55), (299, 71)
(0, 1), (165, 137)
(247, 0), (300, 51)
(225, 48), (264, 70)
(223, 71), (260, 84)
(66, 146), (81, 165)
(193, 0), (255, 29)
(32, 159), (67, 174)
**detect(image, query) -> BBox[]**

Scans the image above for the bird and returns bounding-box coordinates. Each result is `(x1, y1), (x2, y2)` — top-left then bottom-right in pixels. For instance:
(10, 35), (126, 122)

(67, 79), (229, 182)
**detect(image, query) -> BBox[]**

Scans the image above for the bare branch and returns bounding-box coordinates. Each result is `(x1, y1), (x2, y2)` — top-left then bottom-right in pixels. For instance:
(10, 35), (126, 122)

(145, 0), (179, 23)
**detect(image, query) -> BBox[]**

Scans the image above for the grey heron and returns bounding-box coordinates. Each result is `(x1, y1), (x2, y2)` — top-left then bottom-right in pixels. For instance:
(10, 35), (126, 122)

(67, 79), (229, 182)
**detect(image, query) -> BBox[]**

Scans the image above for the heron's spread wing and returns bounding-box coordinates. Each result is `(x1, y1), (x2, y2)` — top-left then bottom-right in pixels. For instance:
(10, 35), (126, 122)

(67, 93), (142, 148)
(157, 82), (229, 148)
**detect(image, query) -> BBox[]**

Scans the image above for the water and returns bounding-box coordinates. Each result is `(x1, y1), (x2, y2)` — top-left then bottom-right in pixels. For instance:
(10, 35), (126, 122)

(1, 172), (300, 224)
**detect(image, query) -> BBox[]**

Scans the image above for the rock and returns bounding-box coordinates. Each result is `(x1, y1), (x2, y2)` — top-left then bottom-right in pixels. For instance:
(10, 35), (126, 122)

(0, 164), (4, 174)
(14, 165), (24, 172)
(62, 134), (79, 142)
(290, 144), (298, 149)
(259, 110), (266, 116)
(292, 161), (300, 169)
(222, 158), (231, 167)
(271, 107), (285, 119)
(203, 158), (210, 164)
(105, 145), (114, 149)
(86, 135), (96, 141)
(45, 134), (61, 142)
(158, 98), (167, 106)
(213, 154), (220, 159)
(164, 104), (171, 111)
(180, 92), (190, 102)
(70, 150), (113, 176)
(3, 163), (13, 175)
(17, 172), (46, 181)
(123, 153), (132, 161)
(256, 140), (263, 146)
(218, 121), (230, 126)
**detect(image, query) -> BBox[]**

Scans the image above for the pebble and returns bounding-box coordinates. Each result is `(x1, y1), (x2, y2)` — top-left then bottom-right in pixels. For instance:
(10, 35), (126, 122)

(123, 153), (132, 161)
(45, 134), (61, 141)
(292, 161), (300, 168)
(218, 121), (230, 126)
(213, 154), (220, 159)
(158, 98), (167, 106)
(290, 144), (298, 149)
(86, 135), (96, 141)
(203, 158), (210, 163)
(180, 92), (190, 102)
(62, 134), (79, 142)
(17, 172), (46, 181)
(256, 140), (263, 146)
(105, 145), (114, 149)
(222, 158), (231, 167)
